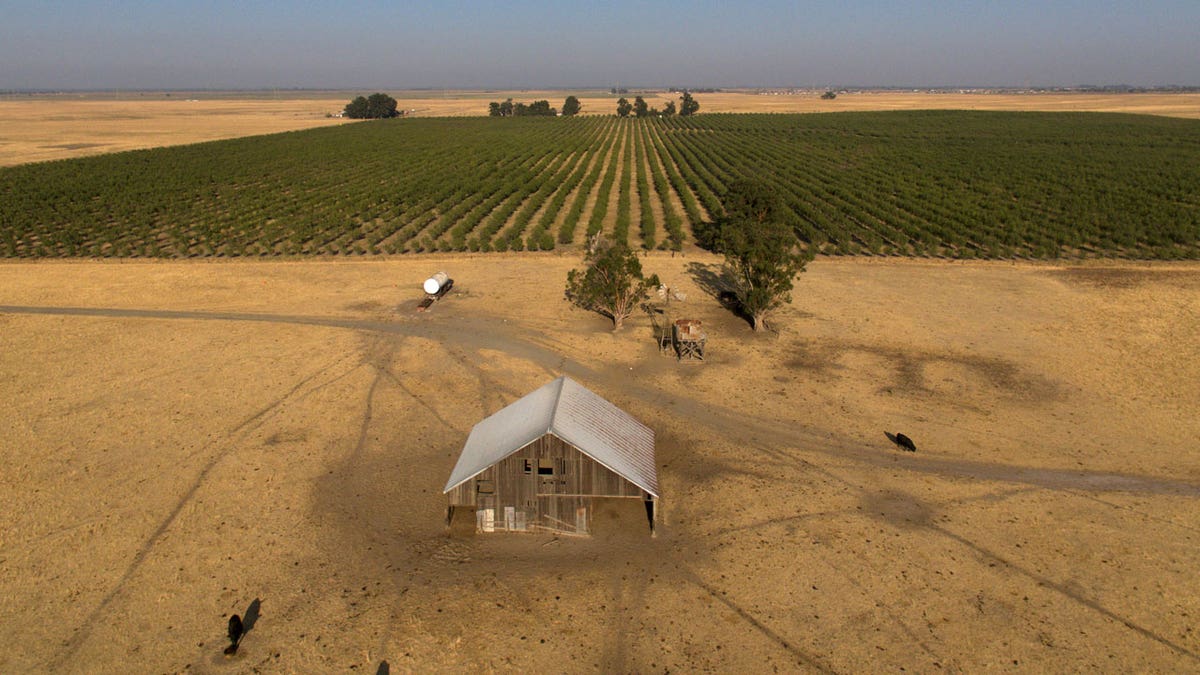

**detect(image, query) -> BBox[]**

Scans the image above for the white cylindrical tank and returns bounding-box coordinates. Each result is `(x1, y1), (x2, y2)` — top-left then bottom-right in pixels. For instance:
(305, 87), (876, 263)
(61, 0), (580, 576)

(423, 271), (449, 295)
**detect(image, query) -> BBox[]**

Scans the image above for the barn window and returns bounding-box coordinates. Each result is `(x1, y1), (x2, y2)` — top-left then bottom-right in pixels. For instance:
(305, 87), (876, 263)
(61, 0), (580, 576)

(522, 459), (533, 474)
(477, 480), (494, 494)
(538, 459), (555, 476)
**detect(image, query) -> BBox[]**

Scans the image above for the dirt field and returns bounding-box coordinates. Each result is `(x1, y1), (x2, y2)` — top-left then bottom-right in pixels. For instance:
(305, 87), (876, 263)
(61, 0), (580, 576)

(687, 91), (1200, 118)
(0, 97), (352, 167)
(3, 90), (1198, 166)
(1, 254), (1197, 673)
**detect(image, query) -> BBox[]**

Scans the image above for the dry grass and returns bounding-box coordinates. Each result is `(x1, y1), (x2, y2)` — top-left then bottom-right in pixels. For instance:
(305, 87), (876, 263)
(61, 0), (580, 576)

(2, 90), (1197, 167)
(687, 90), (1200, 117)
(0, 96), (351, 167)
(392, 90), (1200, 119)
(1, 254), (1197, 672)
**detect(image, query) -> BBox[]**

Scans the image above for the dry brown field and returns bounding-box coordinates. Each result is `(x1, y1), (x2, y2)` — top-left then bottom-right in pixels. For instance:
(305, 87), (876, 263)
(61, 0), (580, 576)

(354, 90), (1200, 119)
(2, 90), (1198, 167)
(690, 90), (1200, 117)
(0, 96), (351, 167)
(2, 254), (1198, 672)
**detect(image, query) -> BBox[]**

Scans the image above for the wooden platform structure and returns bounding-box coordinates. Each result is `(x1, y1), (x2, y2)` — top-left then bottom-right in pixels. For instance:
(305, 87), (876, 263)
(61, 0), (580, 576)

(672, 319), (706, 361)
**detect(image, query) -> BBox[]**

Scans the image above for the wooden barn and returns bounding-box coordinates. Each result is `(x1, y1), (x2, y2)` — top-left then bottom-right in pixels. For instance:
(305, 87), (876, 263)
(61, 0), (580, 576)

(443, 376), (658, 535)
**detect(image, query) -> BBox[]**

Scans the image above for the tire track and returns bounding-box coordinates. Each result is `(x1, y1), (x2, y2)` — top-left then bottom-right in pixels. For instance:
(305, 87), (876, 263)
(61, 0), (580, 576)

(50, 351), (364, 668)
(7, 303), (1197, 498)
(678, 564), (839, 673)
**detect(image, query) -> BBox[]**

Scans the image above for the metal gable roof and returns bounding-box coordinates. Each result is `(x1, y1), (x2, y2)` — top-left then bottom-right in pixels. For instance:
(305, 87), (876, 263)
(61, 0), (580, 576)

(443, 376), (658, 497)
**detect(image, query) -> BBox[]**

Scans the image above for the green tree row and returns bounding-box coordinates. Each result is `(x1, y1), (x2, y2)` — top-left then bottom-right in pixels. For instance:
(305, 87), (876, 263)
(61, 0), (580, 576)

(489, 97), (581, 117)
(616, 93), (691, 117)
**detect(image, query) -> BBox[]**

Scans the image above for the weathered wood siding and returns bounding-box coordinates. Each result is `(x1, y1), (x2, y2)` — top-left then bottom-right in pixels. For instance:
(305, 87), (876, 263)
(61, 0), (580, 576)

(446, 433), (648, 534)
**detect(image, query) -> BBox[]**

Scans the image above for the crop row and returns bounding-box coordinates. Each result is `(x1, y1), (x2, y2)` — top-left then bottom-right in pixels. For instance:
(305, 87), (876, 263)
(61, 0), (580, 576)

(1, 111), (1197, 259)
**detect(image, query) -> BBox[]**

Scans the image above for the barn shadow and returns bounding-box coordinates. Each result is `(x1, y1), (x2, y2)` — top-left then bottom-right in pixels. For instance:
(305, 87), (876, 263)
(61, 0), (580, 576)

(446, 506), (478, 538)
(589, 498), (655, 540)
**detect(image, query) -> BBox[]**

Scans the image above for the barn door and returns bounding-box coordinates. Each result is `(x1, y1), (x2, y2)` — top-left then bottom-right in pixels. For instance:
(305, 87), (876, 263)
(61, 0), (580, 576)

(477, 508), (495, 533)
(476, 494), (495, 533)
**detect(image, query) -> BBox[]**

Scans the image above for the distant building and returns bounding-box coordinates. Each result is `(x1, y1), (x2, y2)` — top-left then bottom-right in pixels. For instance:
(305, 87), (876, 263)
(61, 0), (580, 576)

(443, 376), (658, 535)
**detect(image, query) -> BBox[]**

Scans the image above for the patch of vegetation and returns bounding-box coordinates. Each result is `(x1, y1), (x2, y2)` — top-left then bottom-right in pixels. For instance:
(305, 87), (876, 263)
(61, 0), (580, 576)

(678, 91), (700, 116)
(565, 236), (659, 331)
(709, 179), (813, 331)
(1, 111), (1197, 259)
(488, 98), (557, 117)
(344, 93), (401, 119)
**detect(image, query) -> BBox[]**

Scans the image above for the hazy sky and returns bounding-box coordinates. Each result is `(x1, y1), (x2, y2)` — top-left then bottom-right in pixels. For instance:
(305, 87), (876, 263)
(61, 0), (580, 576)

(2, 1), (1197, 90)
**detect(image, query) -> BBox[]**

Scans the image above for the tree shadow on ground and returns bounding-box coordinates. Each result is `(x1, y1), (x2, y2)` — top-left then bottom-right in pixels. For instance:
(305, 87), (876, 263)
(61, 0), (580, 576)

(685, 261), (753, 328)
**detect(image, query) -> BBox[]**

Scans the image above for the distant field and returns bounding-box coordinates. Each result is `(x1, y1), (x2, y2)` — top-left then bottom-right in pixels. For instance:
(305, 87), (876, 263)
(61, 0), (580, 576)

(697, 90), (1200, 118)
(2, 90), (1198, 167)
(0, 97), (352, 167)
(2, 111), (1198, 259)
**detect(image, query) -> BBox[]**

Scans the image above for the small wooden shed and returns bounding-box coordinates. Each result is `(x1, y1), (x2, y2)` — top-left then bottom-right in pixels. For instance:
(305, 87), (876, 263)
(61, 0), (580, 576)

(443, 376), (658, 535)
(672, 318), (706, 361)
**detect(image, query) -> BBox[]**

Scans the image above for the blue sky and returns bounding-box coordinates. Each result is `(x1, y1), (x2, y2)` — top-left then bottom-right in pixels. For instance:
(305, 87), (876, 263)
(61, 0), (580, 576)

(2, 1), (1197, 89)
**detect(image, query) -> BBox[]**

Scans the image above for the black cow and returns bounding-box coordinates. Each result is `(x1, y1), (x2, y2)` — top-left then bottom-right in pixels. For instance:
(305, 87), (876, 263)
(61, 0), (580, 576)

(224, 614), (244, 655)
(895, 433), (917, 452)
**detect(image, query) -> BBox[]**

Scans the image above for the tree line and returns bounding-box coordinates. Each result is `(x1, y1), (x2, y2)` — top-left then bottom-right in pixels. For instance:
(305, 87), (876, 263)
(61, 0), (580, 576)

(487, 92), (700, 118)
(489, 97), (583, 117)
(616, 91), (698, 117)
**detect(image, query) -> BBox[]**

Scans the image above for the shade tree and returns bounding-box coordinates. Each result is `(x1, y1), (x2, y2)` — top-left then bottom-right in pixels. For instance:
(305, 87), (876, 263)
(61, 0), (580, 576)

(344, 93), (400, 119)
(565, 237), (660, 330)
(679, 91), (700, 116)
(708, 179), (812, 331)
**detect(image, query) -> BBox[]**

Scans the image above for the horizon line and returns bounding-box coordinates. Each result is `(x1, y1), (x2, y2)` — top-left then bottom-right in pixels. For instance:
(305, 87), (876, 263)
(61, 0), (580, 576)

(4, 84), (1200, 95)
